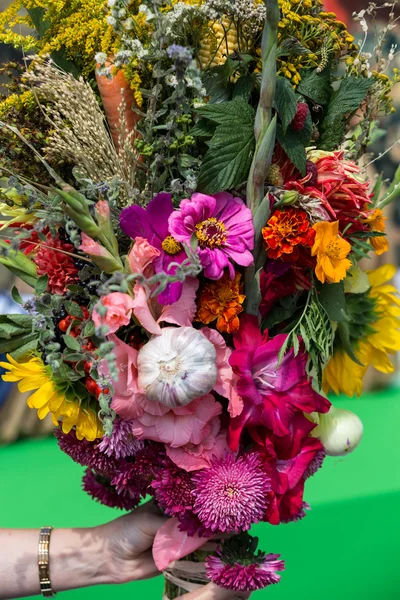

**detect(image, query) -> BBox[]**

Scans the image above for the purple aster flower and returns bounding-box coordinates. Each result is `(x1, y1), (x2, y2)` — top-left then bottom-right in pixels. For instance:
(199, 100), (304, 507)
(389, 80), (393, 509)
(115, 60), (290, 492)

(178, 511), (213, 538)
(168, 192), (254, 280)
(96, 418), (144, 460)
(120, 193), (186, 304)
(192, 453), (270, 533)
(111, 442), (163, 499)
(55, 429), (118, 475)
(82, 468), (139, 510)
(152, 459), (195, 517)
(205, 553), (285, 591)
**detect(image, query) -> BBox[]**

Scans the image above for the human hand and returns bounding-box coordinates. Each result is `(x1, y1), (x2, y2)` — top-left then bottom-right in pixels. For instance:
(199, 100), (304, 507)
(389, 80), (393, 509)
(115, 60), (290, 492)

(177, 583), (251, 599)
(97, 500), (168, 584)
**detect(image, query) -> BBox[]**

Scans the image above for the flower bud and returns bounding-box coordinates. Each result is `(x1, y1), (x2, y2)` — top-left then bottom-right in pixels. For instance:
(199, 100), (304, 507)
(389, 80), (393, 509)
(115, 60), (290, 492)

(281, 190), (299, 205)
(314, 406), (363, 456)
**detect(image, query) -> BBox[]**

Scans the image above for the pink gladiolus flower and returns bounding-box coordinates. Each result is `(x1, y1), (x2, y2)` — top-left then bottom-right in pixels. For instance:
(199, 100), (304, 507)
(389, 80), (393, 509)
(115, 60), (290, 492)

(228, 315), (330, 449)
(168, 192), (254, 280)
(95, 200), (111, 219)
(92, 292), (135, 334)
(127, 236), (160, 275)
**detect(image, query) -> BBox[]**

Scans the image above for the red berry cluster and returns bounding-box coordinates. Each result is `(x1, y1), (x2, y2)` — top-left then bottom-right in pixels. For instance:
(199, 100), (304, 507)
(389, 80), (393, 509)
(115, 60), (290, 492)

(291, 102), (309, 132)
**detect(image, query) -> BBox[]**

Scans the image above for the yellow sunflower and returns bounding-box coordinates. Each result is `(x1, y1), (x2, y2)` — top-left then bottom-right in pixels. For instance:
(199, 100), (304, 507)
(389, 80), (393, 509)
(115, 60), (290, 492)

(0, 354), (103, 441)
(323, 264), (400, 396)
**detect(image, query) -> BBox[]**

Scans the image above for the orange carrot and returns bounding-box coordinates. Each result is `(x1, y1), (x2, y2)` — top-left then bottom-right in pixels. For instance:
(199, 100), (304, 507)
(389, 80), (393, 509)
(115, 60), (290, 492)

(96, 64), (140, 149)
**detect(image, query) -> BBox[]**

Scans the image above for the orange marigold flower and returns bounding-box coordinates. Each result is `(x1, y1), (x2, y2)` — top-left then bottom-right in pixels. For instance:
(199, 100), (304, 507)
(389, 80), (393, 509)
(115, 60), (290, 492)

(361, 208), (389, 256)
(262, 207), (316, 261)
(196, 272), (245, 334)
(312, 221), (352, 284)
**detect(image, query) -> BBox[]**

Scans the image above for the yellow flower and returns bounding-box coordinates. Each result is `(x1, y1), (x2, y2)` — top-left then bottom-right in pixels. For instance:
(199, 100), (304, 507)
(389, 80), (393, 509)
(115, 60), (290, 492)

(311, 221), (352, 284)
(0, 354), (103, 441)
(361, 208), (389, 256)
(323, 265), (400, 396)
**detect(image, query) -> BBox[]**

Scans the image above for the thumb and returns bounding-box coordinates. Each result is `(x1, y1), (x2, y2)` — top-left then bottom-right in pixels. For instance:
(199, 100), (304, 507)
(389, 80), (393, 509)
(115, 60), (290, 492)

(177, 582), (251, 600)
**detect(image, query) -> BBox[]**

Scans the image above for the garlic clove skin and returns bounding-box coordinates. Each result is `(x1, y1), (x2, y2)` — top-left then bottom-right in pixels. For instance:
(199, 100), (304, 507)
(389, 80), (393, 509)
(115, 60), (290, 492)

(313, 406), (363, 457)
(137, 326), (218, 408)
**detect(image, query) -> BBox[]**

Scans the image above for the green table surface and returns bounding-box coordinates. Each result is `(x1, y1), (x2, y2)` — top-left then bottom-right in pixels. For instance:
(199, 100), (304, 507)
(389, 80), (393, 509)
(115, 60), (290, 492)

(1, 389), (400, 599)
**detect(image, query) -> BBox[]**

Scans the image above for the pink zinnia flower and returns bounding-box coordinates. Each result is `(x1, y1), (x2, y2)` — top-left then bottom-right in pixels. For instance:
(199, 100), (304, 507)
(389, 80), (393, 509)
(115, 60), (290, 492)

(228, 315), (330, 449)
(82, 468), (139, 510)
(168, 192), (254, 280)
(192, 453), (270, 533)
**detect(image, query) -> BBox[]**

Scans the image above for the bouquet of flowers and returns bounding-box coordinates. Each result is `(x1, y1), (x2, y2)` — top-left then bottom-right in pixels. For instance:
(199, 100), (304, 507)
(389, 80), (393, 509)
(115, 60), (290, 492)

(1, 0), (400, 596)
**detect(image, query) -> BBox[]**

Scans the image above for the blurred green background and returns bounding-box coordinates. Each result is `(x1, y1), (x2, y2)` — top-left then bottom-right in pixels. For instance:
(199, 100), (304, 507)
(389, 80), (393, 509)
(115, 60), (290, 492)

(1, 389), (399, 599)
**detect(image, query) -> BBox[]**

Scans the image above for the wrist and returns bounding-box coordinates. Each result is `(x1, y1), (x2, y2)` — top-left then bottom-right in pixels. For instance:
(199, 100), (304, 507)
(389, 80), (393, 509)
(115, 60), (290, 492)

(50, 527), (112, 592)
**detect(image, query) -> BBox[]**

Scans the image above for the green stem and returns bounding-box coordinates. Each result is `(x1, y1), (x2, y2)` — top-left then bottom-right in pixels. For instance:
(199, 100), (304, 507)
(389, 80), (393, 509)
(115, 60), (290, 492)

(246, 0), (279, 213)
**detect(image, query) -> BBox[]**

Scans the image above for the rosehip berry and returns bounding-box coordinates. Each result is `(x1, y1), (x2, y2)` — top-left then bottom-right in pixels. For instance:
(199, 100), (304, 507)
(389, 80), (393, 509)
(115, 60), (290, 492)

(83, 361), (92, 374)
(58, 319), (68, 332)
(85, 377), (98, 395)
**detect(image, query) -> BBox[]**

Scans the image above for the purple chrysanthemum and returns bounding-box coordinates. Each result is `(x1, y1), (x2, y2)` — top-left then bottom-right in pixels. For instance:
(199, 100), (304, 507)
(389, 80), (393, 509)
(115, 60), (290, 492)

(304, 449), (325, 479)
(55, 429), (118, 474)
(97, 418), (144, 460)
(82, 468), (139, 510)
(205, 553), (285, 591)
(168, 192), (254, 280)
(111, 442), (163, 499)
(192, 453), (270, 533)
(152, 460), (194, 517)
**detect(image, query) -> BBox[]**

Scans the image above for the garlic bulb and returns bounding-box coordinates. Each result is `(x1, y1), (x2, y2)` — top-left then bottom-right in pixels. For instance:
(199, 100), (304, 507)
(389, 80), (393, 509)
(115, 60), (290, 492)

(137, 326), (217, 408)
(314, 406), (363, 456)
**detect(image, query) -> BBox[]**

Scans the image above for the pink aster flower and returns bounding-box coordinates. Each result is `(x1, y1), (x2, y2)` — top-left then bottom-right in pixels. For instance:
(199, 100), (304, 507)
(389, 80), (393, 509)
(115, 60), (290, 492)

(168, 192), (254, 280)
(228, 315), (331, 449)
(206, 553), (284, 591)
(82, 468), (139, 510)
(96, 418), (144, 460)
(192, 453), (270, 533)
(152, 459), (195, 517)
(111, 442), (162, 499)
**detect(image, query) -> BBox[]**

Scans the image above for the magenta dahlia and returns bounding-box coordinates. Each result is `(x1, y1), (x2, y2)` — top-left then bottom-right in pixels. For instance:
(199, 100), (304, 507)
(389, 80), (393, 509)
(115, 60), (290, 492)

(168, 192), (254, 280)
(205, 533), (285, 591)
(192, 453), (270, 533)
(82, 468), (139, 510)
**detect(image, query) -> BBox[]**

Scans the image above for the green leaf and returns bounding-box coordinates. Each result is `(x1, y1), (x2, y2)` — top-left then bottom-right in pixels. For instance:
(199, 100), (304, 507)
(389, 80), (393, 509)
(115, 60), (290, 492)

(63, 335), (81, 351)
(11, 286), (24, 306)
(197, 125), (255, 194)
(66, 284), (85, 295)
(0, 322), (26, 339)
(277, 125), (305, 175)
(63, 350), (84, 363)
(35, 275), (49, 295)
(232, 75), (255, 101)
(197, 99), (255, 126)
(372, 173), (384, 206)
(83, 321), (96, 338)
(64, 301), (83, 319)
(297, 68), (332, 106)
(277, 37), (310, 58)
(378, 165), (400, 209)
(26, 7), (50, 37)
(10, 338), (39, 361)
(337, 322), (365, 366)
(202, 66), (233, 103)
(275, 77), (298, 133)
(318, 283), (350, 322)
(244, 267), (263, 317)
(7, 314), (33, 329)
(0, 333), (39, 355)
(319, 77), (373, 151)
(190, 119), (217, 138)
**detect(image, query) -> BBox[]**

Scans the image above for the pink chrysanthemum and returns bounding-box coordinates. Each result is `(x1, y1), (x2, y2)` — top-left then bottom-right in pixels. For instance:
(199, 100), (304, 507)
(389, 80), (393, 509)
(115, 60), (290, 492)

(55, 429), (118, 474)
(177, 511), (213, 538)
(97, 418), (144, 459)
(82, 468), (139, 510)
(192, 454), (270, 533)
(205, 553), (285, 591)
(152, 459), (194, 517)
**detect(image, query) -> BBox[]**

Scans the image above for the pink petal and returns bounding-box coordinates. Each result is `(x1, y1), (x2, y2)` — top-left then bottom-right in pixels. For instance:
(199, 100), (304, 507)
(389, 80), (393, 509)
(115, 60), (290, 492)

(160, 277), (199, 328)
(153, 518), (211, 571)
(132, 283), (162, 335)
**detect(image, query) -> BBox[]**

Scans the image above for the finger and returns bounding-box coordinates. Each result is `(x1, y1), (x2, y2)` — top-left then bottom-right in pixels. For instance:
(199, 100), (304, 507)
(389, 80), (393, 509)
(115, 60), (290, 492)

(177, 582), (250, 600)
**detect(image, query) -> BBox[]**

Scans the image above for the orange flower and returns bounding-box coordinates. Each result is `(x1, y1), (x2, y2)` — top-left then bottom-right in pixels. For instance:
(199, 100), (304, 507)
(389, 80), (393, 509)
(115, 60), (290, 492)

(361, 208), (389, 256)
(196, 272), (245, 334)
(262, 207), (315, 261)
(312, 221), (352, 284)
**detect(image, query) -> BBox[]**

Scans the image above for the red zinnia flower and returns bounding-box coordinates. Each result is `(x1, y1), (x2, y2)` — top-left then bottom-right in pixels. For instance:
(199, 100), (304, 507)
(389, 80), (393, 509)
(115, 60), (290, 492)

(34, 234), (79, 295)
(262, 207), (316, 262)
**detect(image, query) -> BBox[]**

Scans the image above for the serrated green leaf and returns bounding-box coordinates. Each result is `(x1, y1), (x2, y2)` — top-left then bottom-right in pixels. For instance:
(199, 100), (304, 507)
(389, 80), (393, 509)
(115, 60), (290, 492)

(275, 77), (298, 133)
(64, 301), (83, 319)
(197, 98), (255, 126)
(297, 68), (332, 106)
(190, 118), (217, 138)
(292, 334), (300, 356)
(202, 66), (232, 103)
(232, 75), (255, 101)
(318, 283), (350, 322)
(35, 274), (49, 295)
(319, 77), (373, 150)
(276, 124), (306, 175)
(197, 125), (255, 194)
(11, 286), (24, 305)
(63, 335), (81, 351)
